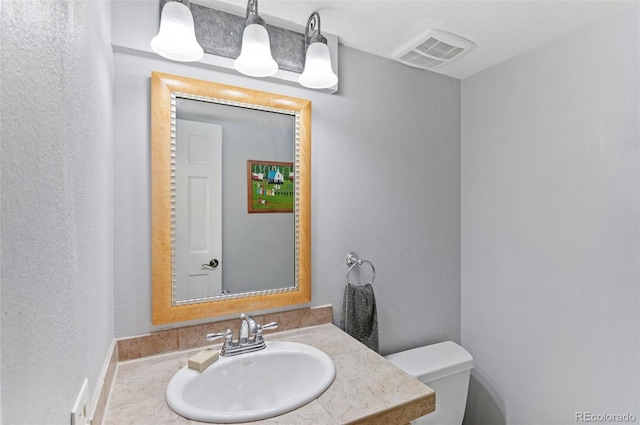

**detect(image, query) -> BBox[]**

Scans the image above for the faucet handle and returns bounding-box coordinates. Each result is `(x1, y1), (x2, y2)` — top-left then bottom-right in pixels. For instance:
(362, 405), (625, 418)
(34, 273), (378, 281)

(255, 321), (278, 341)
(206, 329), (233, 346)
(261, 321), (278, 331)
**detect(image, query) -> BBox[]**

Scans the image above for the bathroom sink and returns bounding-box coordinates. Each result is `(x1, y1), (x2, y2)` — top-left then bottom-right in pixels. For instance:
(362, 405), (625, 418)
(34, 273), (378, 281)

(165, 341), (336, 423)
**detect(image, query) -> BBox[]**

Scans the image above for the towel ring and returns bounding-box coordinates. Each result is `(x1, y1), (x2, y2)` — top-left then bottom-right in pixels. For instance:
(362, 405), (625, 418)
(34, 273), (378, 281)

(345, 252), (376, 286)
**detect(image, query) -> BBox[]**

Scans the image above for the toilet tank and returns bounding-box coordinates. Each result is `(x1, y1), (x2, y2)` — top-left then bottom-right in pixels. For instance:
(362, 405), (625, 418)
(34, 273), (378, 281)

(386, 341), (474, 425)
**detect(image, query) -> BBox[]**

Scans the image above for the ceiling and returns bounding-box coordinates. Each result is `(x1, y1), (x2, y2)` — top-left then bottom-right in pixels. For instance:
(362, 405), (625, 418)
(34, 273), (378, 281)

(198, 0), (635, 79)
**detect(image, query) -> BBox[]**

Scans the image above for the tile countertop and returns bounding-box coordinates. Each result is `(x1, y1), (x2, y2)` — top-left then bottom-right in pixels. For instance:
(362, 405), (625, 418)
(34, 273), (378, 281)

(103, 324), (435, 425)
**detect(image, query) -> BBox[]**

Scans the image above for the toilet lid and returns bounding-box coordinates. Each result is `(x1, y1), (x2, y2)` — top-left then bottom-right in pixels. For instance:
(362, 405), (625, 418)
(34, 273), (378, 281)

(385, 341), (474, 382)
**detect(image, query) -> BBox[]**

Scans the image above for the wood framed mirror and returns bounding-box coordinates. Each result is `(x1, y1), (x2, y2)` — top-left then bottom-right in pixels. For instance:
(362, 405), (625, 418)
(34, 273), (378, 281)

(151, 72), (311, 325)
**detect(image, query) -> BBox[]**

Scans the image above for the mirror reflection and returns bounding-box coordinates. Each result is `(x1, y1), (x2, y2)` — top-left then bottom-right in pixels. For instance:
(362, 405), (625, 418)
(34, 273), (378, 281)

(174, 100), (295, 301)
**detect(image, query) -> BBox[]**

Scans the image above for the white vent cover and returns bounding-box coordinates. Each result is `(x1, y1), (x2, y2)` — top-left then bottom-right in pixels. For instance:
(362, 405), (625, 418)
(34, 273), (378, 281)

(393, 29), (474, 70)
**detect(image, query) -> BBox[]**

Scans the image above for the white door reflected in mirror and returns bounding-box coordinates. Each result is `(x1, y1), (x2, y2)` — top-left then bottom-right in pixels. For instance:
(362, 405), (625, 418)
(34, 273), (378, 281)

(175, 120), (223, 300)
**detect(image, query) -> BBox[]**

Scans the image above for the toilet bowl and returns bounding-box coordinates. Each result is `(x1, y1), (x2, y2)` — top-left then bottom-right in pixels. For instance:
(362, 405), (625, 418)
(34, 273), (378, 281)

(386, 341), (474, 425)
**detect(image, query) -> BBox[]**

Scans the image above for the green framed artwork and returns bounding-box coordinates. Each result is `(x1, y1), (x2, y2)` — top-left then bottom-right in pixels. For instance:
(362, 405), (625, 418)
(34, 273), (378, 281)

(247, 160), (295, 213)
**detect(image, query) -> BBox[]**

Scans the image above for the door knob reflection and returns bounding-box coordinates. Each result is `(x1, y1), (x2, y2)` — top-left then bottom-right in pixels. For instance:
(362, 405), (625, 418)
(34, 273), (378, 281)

(201, 259), (219, 269)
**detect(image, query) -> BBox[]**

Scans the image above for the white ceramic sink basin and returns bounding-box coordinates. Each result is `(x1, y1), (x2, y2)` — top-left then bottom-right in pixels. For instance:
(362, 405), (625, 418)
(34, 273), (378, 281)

(166, 341), (336, 423)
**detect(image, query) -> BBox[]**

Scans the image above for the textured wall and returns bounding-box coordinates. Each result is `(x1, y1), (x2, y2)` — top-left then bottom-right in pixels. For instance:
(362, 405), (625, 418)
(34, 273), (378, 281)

(1, 1), (114, 423)
(461, 5), (639, 424)
(112, 5), (461, 355)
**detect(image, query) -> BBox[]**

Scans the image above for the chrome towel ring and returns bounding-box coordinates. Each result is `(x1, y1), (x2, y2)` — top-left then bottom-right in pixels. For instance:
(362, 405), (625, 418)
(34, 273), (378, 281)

(345, 252), (376, 286)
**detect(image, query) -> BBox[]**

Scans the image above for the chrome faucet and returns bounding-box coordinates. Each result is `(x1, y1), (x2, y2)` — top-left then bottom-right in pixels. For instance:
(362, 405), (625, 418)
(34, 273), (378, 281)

(205, 313), (278, 357)
(239, 313), (257, 346)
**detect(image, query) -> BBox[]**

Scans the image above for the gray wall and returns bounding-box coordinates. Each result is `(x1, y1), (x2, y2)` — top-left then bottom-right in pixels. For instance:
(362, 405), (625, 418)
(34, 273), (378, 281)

(216, 118), (295, 294)
(0, 1), (114, 424)
(461, 5), (639, 424)
(112, 3), (462, 355)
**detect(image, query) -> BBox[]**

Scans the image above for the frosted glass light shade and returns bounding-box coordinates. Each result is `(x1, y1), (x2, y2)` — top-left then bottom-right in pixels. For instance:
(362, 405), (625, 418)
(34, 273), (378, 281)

(234, 24), (278, 77)
(151, 1), (203, 62)
(299, 42), (338, 89)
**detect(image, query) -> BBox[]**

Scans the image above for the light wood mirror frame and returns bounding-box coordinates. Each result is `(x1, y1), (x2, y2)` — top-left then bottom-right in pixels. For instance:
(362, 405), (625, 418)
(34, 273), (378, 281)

(151, 72), (311, 325)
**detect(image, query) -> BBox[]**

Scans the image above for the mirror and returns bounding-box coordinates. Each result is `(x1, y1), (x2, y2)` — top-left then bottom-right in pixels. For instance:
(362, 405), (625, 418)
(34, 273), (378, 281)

(151, 72), (311, 325)
(174, 100), (295, 300)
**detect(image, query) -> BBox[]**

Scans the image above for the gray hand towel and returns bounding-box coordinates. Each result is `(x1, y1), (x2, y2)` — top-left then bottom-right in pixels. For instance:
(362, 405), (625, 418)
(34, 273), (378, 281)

(340, 283), (379, 353)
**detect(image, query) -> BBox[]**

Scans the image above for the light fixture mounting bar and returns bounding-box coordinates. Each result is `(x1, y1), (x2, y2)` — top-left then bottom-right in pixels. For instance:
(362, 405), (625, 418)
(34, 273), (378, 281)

(159, 0), (305, 73)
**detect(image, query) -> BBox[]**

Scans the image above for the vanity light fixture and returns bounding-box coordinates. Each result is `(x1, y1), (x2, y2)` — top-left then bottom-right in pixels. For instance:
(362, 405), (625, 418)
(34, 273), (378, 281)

(150, 1), (338, 90)
(151, 0), (204, 62)
(299, 12), (338, 89)
(234, 0), (278, 78)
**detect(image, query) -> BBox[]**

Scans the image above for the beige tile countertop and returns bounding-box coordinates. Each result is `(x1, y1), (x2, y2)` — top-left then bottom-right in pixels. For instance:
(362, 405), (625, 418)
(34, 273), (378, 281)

(103, 324), (435, 425)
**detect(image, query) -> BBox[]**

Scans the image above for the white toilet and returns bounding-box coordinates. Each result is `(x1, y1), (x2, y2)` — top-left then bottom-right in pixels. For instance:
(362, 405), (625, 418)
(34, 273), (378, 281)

(385, 341), (474, 425)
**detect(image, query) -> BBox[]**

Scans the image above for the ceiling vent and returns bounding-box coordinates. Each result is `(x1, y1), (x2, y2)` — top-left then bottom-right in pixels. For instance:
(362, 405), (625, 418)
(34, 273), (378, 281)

(393, 29), (474, 70)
